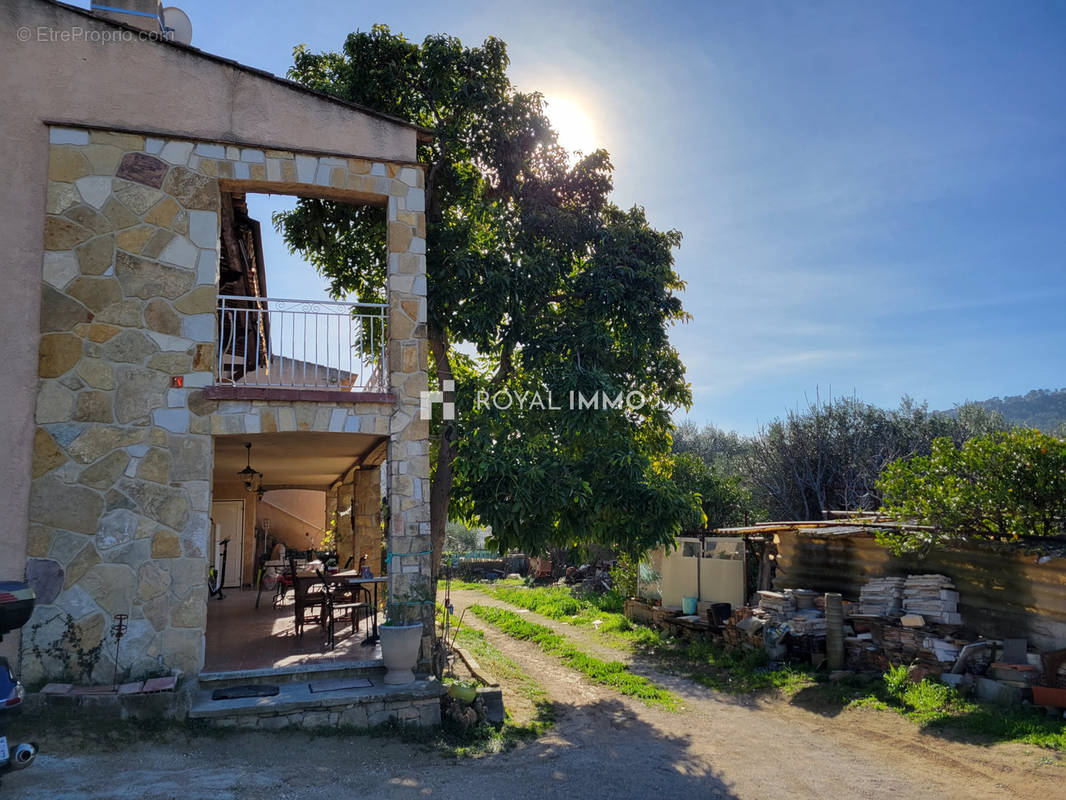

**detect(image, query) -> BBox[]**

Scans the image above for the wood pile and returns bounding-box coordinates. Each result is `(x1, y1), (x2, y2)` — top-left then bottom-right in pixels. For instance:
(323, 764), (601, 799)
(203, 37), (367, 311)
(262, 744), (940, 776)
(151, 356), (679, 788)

(880, 623), (926, 663)
(652, 605), (679, 626)
(623, 598), (657, 625)
(844, 636), (888, 671)
(722, 607), (759, 648)
(903, 574), (962, 624)
(843, 620), (964, 671)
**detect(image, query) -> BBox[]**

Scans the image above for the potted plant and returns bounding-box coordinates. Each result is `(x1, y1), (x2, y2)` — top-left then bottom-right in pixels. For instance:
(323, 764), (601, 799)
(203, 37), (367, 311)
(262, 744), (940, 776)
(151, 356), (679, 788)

(380, 583), (429, 685)
(444, 678), (479, 705)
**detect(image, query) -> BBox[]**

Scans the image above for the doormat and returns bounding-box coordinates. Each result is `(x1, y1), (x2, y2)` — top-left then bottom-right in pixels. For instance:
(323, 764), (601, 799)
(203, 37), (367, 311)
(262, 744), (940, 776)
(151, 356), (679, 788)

(308, 678), (373, 693)
(212, 684), (280, 700)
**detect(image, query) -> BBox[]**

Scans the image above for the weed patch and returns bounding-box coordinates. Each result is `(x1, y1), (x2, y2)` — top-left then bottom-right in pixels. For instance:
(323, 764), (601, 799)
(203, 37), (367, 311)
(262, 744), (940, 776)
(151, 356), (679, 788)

(796, 666), (1066, 751)
(865, 666), (1066, 749)
(469, 605), (679, 710)
(674, 638), (816, 695)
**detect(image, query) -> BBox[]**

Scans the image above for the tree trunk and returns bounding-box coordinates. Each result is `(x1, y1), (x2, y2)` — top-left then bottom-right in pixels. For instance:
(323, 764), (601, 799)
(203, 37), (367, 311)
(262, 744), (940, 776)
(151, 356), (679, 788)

(428, 331), (455, 585)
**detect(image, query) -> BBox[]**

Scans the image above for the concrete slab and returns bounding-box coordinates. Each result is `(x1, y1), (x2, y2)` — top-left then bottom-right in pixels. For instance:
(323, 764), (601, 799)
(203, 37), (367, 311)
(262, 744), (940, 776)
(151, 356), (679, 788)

(477, 686), (505, 724)
(188, 677), (442, 719)
(976, 676), (1023, 705)
(141, 676), (177, 693)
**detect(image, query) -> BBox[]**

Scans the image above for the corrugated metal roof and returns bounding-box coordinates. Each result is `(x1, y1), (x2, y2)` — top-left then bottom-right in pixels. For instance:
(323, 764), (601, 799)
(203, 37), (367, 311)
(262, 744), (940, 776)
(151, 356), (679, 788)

(715, 522), (880, 537)
(714, 521), (1066, 555)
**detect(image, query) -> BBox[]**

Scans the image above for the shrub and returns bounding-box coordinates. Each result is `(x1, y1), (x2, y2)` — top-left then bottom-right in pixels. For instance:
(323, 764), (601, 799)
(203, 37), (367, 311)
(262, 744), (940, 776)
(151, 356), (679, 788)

(876, 428), (1066, 553)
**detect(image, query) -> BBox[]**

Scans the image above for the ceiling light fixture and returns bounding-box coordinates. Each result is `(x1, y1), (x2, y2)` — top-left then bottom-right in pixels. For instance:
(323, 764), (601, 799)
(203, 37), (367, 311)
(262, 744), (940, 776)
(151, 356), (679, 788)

(237, 442), (263, 494)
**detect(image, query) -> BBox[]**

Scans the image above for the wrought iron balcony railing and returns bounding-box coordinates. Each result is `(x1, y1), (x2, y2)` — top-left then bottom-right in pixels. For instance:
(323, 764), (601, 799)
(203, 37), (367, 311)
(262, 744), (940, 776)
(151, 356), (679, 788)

(216, 295), (387, 392)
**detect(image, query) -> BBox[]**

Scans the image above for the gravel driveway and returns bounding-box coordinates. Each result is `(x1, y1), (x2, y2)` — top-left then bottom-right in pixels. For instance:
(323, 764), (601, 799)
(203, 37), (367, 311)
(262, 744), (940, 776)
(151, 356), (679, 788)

(3, 588), (1063, 799)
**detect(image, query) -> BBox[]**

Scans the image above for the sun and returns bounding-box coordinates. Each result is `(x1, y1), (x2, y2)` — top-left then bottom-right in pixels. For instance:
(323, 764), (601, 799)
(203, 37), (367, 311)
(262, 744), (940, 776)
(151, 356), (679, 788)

(544, 95), (598, 156)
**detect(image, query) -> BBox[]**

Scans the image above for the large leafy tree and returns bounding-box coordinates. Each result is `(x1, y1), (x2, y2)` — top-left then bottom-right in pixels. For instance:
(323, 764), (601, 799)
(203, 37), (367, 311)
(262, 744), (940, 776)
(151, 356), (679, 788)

(277, 27), (696, 571)
(671, 452), (749, 533)
(876, 428), (1066, 554)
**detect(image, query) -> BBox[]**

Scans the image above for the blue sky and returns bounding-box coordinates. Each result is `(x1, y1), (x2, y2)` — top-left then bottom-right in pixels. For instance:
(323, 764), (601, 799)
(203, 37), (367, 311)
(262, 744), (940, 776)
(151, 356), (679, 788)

(95, 1), (1066, 433)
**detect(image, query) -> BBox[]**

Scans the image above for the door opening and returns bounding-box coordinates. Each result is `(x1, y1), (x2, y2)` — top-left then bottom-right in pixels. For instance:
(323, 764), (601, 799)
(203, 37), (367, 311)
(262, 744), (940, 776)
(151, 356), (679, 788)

(210, 500), (244, 588)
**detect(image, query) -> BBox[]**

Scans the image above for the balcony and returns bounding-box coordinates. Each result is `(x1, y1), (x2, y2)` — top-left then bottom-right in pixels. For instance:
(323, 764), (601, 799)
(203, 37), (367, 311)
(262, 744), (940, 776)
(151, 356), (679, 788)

(214, 295), (388, 397)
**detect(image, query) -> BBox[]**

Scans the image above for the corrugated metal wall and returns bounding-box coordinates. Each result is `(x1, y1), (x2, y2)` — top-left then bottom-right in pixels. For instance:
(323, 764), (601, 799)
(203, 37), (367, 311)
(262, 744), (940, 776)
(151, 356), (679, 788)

(774, 532), (1066, 651)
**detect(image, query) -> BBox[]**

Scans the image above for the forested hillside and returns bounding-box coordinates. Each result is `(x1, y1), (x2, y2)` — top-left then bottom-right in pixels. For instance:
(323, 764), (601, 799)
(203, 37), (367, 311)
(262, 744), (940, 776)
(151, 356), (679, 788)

(945, 388), (1066, 433)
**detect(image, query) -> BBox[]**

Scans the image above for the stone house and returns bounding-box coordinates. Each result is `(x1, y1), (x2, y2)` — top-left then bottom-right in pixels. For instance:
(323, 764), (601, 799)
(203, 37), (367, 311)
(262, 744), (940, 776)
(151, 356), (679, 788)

(2, 0), (435, 721)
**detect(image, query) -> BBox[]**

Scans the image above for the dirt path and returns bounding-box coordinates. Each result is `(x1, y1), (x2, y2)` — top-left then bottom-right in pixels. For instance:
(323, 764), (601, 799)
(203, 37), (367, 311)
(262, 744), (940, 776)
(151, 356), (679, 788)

(447, 587), (1066, 800)
(3, 589), (1063, 799)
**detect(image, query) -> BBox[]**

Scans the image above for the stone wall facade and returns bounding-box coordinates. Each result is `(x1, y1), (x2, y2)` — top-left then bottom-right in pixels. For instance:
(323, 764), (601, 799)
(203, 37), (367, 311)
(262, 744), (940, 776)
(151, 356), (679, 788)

(26, 126), (429, 684)
(325, 465), (384, 576)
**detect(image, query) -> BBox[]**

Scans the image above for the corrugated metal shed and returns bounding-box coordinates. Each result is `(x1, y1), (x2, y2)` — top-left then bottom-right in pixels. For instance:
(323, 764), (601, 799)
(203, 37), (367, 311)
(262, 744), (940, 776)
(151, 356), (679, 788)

(733, 523), (1066, 651)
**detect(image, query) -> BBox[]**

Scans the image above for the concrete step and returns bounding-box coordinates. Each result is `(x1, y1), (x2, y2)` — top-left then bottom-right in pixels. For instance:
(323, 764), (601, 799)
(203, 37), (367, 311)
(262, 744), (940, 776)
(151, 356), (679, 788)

(198, 653), (384, 691)
(188, 675), (443, 729)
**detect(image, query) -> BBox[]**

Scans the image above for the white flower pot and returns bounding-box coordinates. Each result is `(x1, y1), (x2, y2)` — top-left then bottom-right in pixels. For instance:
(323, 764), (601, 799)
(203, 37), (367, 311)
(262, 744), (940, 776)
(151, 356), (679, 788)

(380, 622), (423, 685)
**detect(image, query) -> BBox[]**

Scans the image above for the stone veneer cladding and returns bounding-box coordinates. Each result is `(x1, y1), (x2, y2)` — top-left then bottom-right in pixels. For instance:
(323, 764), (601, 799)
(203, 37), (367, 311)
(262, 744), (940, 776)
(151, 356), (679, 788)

(27, 127), (428, 684)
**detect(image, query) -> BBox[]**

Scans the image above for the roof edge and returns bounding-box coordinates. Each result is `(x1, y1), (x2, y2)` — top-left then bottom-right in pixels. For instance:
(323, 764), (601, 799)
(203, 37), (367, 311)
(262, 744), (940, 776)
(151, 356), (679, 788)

(41, 0), (434, 140)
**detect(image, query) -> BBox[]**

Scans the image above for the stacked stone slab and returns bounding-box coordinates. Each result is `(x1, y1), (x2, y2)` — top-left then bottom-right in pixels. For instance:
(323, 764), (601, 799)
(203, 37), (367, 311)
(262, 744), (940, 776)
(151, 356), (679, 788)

(756, 590), (795, 623)
(859, 576), (906, 617)
(27, 127), (429, 684)
(903, 574), (962, 625)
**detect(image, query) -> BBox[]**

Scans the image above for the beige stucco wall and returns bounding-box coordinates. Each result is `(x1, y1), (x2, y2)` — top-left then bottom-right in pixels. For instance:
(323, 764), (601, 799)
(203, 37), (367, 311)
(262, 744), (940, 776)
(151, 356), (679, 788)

(260, 490), (326, 536)
(0, 0), (419, 596)
(267, 490), (327, 530)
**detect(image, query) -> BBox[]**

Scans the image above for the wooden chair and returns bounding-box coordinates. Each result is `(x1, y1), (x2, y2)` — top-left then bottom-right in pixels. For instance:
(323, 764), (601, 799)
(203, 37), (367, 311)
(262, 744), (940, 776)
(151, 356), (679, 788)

(292, 552), (326, 637)
(317, 570), (371, 650)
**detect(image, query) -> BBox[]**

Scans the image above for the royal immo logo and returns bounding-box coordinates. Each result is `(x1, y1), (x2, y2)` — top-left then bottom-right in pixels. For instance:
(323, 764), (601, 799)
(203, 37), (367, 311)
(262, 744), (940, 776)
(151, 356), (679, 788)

(420, 380), (455, 420)
(420, 382), (661, 420)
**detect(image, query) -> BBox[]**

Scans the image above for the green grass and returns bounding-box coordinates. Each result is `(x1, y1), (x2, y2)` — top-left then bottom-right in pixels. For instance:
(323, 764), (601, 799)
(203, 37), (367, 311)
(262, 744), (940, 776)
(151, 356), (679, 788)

(456, 580), (666, 651)
(853, 666), (1066, 749)
(469, 604), (680, 710)
(674, 638), (816, 695)
(452, 625), (547, 707)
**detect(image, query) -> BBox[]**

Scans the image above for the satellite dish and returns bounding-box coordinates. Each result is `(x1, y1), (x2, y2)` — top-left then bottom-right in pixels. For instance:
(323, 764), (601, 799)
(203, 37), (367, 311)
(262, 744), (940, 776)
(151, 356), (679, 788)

(162, 7), (193, 45)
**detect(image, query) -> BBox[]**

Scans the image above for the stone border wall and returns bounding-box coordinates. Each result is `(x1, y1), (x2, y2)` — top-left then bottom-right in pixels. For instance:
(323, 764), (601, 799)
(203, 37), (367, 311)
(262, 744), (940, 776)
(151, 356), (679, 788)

(27, 126), (429, 684)
(217, 695), (442, 730)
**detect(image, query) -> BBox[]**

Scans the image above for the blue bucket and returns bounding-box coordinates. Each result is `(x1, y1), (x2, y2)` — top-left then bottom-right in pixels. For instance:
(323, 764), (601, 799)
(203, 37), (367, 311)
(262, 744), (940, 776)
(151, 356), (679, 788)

(682, 596), (698, 615)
